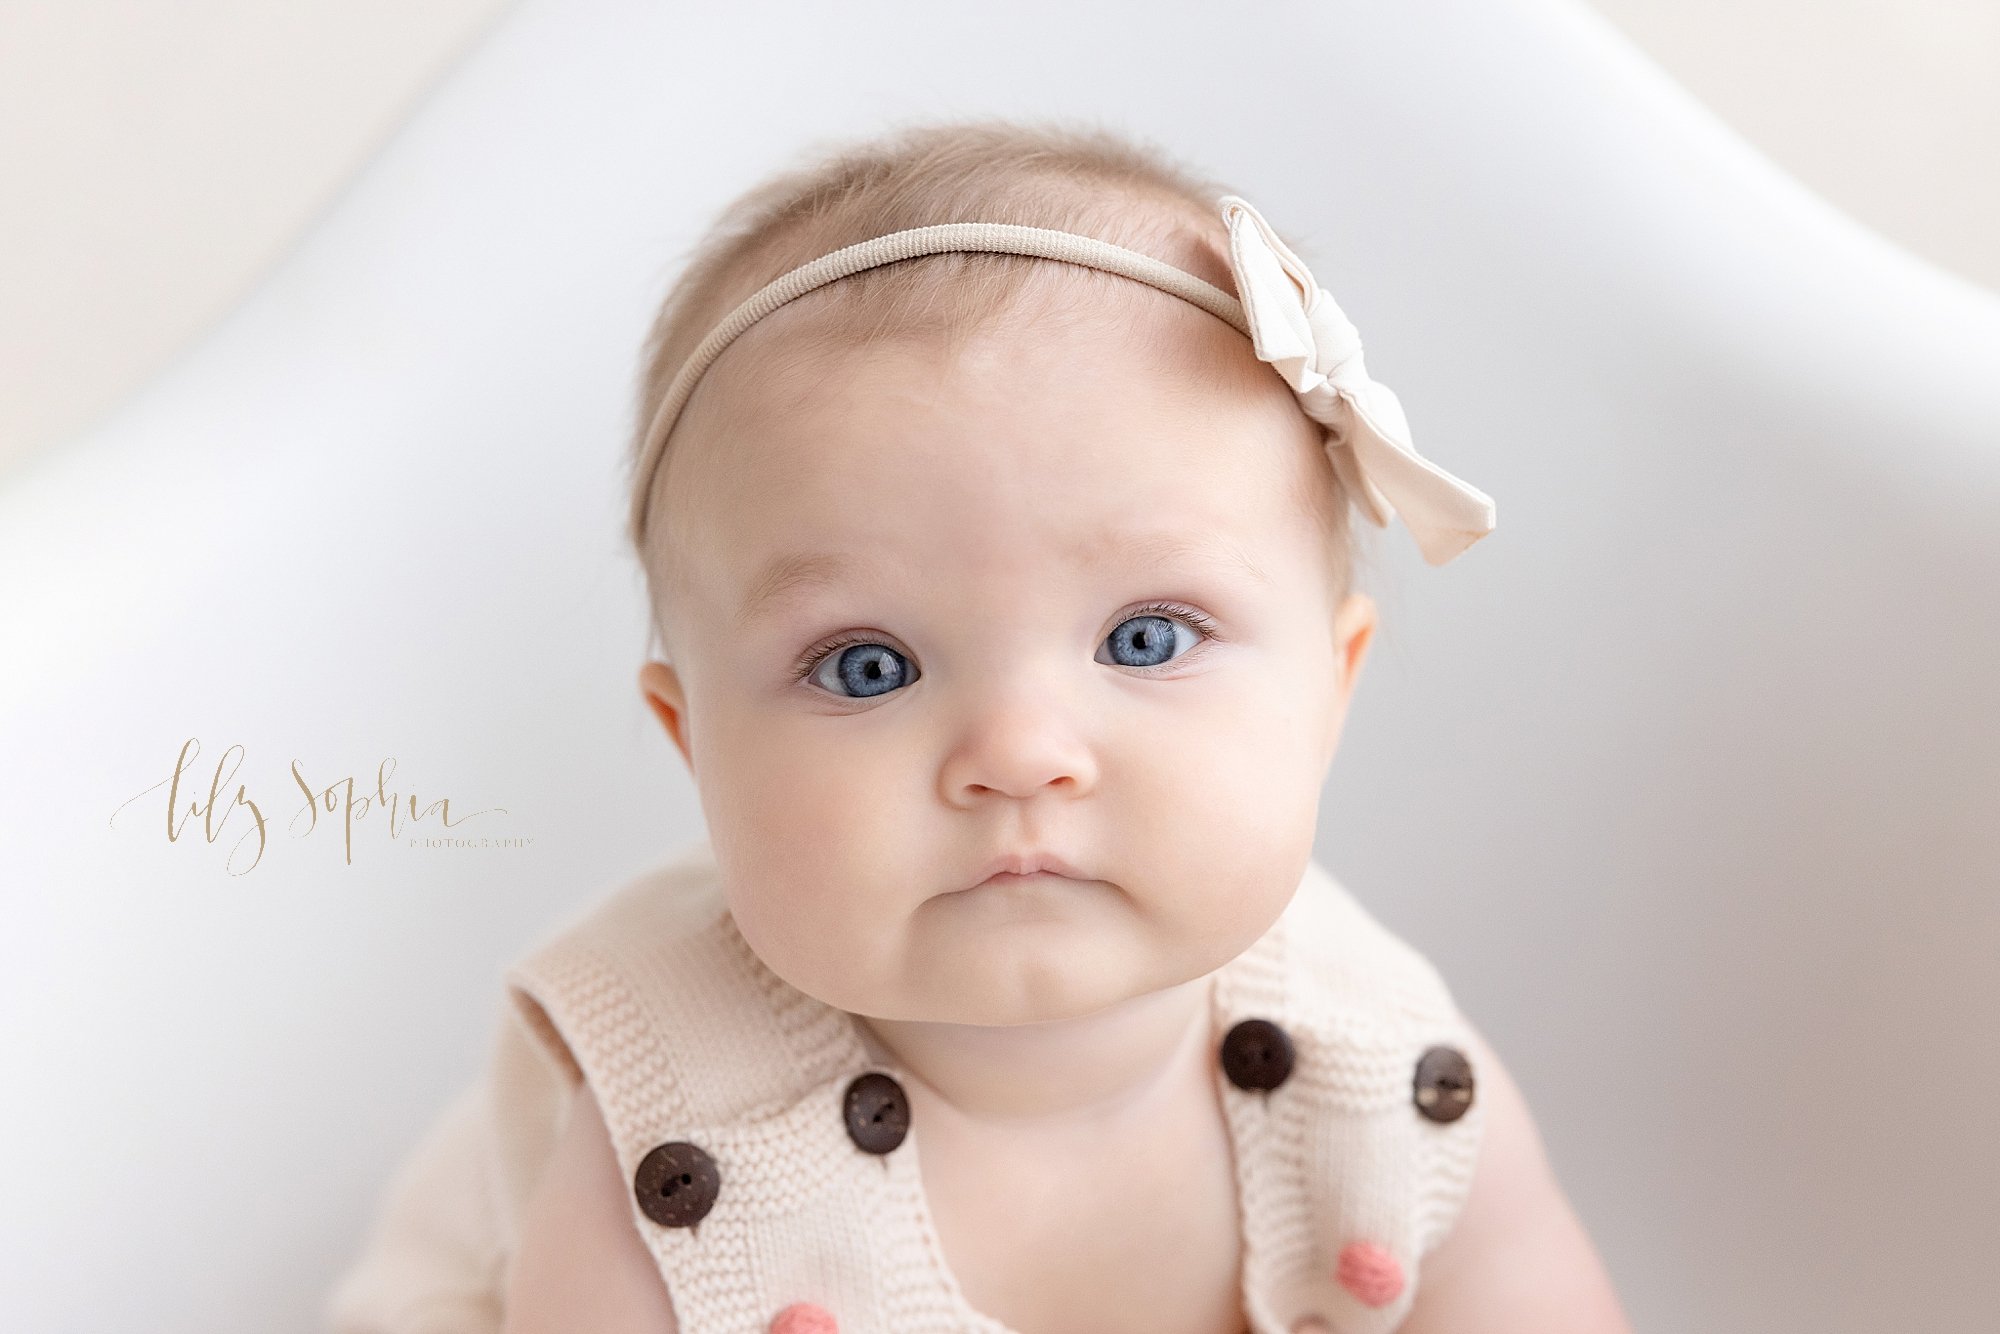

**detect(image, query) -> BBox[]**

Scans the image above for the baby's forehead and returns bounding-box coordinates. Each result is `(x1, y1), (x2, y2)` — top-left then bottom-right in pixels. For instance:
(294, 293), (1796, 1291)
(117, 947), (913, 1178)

(662, 285), (1331, 601)
(714, 263), (1263, 403)
(698, 278), (1293, 456)
(713, 335), (1303, 505)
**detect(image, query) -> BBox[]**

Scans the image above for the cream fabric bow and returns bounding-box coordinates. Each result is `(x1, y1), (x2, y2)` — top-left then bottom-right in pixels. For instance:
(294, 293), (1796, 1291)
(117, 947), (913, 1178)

(1219, 195), (1497, 566)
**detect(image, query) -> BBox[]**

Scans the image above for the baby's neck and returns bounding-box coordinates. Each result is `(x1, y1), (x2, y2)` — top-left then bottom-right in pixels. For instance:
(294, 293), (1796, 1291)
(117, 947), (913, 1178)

(851, 972), (1217, 1132)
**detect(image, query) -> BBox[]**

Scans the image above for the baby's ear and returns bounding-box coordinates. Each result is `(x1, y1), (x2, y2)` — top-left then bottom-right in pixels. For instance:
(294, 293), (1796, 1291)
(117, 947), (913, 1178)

(1333, 591), (1377, 696)
(638, 661), (695, 772)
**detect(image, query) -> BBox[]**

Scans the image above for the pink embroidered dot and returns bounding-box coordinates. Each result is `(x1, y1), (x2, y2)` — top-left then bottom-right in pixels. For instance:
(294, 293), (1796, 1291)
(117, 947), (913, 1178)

(768, 1301), (838, 1334)
(1335, 1240), (1405, 1308)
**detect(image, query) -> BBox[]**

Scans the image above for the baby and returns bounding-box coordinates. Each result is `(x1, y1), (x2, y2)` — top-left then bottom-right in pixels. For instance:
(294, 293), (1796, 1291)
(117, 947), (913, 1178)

(327, 118), (1631, 1334)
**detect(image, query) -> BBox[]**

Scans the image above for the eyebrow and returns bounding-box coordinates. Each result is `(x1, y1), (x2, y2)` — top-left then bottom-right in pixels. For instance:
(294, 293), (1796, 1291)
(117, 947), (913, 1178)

(735, 531), (1272, 629)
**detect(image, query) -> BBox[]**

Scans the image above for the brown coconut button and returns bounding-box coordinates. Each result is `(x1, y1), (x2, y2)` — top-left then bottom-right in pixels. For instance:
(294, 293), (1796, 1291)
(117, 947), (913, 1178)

(633, 1140), (720, 1227)
(1220, 1017), (1295, 1091)
(1412, 1045), (1475, 1123)
(843, 1071), (910, 1154)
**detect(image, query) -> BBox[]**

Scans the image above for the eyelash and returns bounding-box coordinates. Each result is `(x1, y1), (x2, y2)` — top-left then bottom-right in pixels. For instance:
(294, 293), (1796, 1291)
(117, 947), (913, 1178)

(790, 600), (1225, 684)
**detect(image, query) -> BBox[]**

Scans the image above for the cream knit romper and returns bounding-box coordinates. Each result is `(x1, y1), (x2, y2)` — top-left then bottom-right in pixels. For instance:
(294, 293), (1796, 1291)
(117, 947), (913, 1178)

(325, 838), (1486, 1334)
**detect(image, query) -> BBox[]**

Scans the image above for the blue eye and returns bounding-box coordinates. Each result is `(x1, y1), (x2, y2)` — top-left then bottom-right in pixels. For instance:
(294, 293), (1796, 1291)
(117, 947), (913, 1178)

(1097, 606), (1211, 669)
(806, 640), (918, 699)
(797, 602), (1219, 700)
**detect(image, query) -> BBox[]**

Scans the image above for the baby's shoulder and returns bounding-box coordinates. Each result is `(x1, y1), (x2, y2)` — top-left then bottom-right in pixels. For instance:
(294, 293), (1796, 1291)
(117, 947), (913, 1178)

(504, 1081), (680, 1334)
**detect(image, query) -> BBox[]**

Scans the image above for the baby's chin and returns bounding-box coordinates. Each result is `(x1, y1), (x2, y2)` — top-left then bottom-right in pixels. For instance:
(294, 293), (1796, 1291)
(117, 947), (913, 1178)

(780, 908), (1232, 1029)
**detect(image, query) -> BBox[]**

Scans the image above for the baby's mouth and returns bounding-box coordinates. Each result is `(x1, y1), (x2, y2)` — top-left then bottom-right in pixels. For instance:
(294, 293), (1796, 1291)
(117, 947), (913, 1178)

(956, 869), (1091, 896)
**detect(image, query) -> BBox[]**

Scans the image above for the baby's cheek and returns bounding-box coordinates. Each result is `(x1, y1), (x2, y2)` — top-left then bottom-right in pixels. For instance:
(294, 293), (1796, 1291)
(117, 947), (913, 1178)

(708, 744), (928, 1010)
(1194, 665), (1325, 806)
(704, 718), (893, 884)
(1160, 675), (1326, 919)
(722, 851), (886, 1017)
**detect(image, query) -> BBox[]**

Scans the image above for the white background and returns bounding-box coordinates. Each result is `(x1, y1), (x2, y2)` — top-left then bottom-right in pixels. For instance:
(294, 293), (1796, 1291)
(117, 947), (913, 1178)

(2, 1), (1997, 1330)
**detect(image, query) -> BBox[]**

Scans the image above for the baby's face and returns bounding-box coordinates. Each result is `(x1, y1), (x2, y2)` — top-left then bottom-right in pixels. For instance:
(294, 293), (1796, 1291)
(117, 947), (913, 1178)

(642, 283), (1374, 1027)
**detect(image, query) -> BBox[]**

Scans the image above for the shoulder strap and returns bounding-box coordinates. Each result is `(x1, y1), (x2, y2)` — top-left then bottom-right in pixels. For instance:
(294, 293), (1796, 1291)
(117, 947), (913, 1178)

(1214, 858), (1487, 1334)
(500, 840), (983, 1333)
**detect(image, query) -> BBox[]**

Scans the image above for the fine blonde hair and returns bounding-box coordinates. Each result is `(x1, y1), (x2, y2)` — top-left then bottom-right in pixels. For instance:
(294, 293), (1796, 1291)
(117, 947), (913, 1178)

(626, 115), (1361, 660)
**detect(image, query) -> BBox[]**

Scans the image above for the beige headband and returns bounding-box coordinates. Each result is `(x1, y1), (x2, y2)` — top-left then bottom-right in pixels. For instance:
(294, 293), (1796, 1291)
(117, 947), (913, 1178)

(629, 193), (1497, 566)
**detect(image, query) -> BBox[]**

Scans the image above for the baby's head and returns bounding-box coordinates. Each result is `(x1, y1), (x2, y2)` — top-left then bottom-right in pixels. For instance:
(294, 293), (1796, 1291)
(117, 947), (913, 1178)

(629, 119), (1378, 1029)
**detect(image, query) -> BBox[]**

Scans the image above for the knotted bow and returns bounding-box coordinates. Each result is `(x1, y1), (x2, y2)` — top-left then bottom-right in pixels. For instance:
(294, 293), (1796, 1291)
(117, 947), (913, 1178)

(1219, 195), (1496, 566)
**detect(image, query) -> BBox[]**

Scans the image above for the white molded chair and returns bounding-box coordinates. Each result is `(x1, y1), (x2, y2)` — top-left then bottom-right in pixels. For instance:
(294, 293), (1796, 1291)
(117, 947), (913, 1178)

(2, 2), (1995, 1330)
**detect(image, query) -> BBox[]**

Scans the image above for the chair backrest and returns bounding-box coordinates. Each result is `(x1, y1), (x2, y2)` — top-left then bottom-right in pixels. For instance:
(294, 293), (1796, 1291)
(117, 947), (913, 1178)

(2, 2), (1995, 1330)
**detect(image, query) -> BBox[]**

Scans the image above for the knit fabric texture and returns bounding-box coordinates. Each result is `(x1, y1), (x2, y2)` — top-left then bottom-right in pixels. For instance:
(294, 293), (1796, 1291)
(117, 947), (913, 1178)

(325, 839), (1487, 1333)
